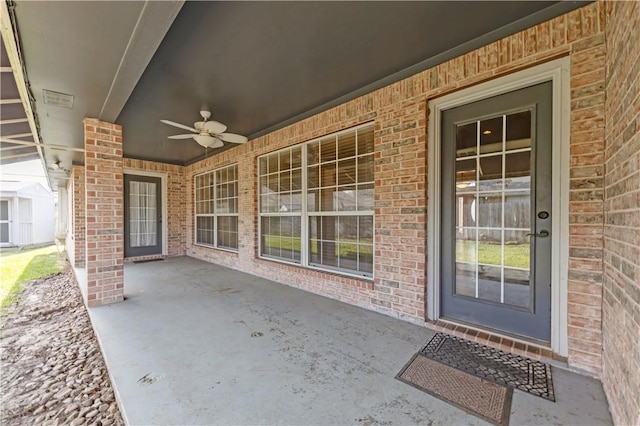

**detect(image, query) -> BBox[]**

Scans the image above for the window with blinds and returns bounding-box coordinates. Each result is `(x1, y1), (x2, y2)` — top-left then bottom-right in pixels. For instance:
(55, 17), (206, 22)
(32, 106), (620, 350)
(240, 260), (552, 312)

(258, 124), (374, 278)
(194, 164), (238, 251)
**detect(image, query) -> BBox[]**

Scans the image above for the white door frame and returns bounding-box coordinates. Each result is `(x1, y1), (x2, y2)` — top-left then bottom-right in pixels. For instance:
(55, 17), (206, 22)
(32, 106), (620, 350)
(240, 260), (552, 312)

(123, 169), (168, 256)
(427, 57), (570, 356)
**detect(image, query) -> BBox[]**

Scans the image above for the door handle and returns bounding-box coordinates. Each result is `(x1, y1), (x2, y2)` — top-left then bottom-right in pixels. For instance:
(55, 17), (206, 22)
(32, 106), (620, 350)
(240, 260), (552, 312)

(527, 230), (549, 238)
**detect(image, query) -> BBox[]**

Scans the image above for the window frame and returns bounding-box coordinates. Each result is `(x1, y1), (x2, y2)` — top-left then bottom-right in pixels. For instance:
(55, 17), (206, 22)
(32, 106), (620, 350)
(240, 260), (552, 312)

(194, 163), (239, 252)
(258, 123), (375, 279)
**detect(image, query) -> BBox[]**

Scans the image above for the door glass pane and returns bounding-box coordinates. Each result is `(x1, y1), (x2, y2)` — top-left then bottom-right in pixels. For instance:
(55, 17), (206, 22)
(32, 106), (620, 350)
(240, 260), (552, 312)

(0, 223), (8, 243)
(506, 110), (532, 142)
(129, 181), (157, 248)
(456, 159), (476, 188)
(504, 230), (531, 269)
(504, 192), (530, 229)
(453, 110), (533, 309)
(455, 228), (476, 263)
(504, 268), (531, 308)
(478, 229), (502, 266)
(505, 152), (531, 190)
(477, 194), (502, 228)
(0, 200), (8, 220)
(479, 156), (502, 191)
(477, 265), (502, 303)
(455, 262), (476, 298)
(479, 117), (503, 154)
(455, 194), (476, 228)
(456, 122), (477, 156)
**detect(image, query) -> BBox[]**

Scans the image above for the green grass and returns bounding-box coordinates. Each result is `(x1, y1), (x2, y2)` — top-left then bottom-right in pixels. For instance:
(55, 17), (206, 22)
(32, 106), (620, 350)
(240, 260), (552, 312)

(456, 240), (530, 269)
(0, 244), (65, 310)
(262, 236), (373, 257)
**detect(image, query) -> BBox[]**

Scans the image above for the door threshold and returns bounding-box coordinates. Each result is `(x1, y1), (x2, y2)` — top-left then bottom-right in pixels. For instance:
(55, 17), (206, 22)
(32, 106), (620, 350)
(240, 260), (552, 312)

(125, 255), (165, 264)
(425, 318), (567, 365)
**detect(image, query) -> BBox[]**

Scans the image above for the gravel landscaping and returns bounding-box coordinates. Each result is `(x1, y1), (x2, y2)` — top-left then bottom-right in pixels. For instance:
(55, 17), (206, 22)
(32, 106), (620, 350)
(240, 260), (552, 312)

(1, 267), (124, 426)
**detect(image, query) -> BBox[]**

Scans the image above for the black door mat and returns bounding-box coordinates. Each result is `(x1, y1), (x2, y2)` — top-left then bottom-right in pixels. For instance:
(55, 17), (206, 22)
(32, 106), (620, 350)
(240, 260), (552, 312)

(419, 332), (555, 401)
(397, 353), (513, 426)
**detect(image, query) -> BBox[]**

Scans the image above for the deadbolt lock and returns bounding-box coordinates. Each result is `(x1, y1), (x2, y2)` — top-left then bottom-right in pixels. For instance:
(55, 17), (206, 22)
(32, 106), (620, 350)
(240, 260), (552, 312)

(538, 211), (549, 219)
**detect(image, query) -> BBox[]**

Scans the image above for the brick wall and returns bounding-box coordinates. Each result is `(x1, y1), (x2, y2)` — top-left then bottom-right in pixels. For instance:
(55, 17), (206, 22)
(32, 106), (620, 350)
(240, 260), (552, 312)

(181, 3), (607, 373)
(602, 1), (640, 424)
(84, 118), (124, 307)
(566, 20), (606, 374)
(66, 165), (85, 267)
(123, 159), (186, 258)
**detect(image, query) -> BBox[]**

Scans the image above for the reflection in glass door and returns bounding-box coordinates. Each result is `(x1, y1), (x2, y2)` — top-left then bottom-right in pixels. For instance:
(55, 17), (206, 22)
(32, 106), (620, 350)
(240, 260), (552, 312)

(454, 110), (533, 309)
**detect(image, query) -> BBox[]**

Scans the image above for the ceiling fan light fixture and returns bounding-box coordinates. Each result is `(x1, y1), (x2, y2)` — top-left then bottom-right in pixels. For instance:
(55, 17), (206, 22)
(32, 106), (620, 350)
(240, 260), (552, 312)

(194, 134), (223, 148)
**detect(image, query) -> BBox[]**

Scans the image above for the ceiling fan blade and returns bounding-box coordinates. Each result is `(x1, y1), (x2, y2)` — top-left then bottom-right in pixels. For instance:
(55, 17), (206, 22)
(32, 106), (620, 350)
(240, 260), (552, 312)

(219, 133), (248, 144)
(194, 121), (205, 131)
(161, 119), (197, 133)
(209, 137), (224, 149)
(168, 134), (195, 139)
(204, 120), (227, 134)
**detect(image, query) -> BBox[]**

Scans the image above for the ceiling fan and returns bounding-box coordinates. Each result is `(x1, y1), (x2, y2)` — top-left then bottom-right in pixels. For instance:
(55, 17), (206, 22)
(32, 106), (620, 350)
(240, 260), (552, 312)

(161, 110), (248, 148)
(48, 160), (69, 174)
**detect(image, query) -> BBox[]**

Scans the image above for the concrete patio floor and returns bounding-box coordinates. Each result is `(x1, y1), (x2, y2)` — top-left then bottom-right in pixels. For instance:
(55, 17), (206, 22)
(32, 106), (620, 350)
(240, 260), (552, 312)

(78, 256), (612, 425)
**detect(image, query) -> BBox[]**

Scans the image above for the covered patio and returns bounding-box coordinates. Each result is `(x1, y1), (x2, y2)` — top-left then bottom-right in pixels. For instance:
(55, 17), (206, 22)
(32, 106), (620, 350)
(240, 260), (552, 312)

(3, 1), (639, 423)
(76, 257), (611, 425)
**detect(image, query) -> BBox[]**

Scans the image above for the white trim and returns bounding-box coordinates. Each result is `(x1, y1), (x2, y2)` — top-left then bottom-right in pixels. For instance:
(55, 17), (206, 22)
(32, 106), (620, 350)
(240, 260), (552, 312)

(427, 57), (570, 356)
(123, 169), (168, 256)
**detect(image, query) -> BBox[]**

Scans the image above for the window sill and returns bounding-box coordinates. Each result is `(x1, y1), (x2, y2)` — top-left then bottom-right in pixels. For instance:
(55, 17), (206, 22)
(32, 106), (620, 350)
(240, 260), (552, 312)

(193, 243), (239, 255)
(257, 255), (374, 289)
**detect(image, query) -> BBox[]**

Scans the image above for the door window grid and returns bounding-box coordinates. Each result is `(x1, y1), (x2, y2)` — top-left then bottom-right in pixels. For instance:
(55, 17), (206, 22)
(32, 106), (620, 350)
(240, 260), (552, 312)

(129, 181), (157, 247)
(258, 124), (374, 278)
(454, 111), (532, 308)
(195, 164), (238, 251)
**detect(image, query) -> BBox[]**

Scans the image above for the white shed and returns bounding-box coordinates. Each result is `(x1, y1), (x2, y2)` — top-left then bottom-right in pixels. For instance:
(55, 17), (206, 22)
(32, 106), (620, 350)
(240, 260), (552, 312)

(0, 181), (55, 247)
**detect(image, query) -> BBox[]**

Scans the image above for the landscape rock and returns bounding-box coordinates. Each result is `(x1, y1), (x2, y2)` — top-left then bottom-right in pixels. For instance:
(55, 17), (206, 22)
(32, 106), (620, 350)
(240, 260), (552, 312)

(0, 268), (124, 426)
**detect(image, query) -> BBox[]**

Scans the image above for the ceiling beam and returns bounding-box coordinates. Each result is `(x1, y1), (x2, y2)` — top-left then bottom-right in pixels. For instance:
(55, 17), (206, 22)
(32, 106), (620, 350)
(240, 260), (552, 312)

(0, 151), (39, 161)
(0, 144), (35, 152)
(1, 132), (32, 139)
(0, 137), (85, 152)
(99, 0), (185, 122)
(0, 117), (28, 124)
(1, 1), (49, 188)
